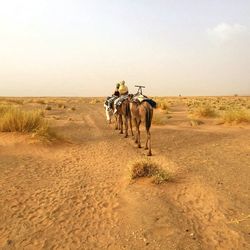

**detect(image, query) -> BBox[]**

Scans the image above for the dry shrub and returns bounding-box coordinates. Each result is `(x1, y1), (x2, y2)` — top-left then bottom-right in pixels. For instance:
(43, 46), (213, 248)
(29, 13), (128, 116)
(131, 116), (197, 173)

(189, 119), (204, 126)
(90, 99), (101, 104)
(45, 105), (52, 110)
(30, 99), (46, 105)
(193, 105), (216, 117)
(159, 102), (168, 110)
(218, 105), (226, 110)
(130, 159), (171, 184)
(0, 105), (57, 140)
(6, 99), (24, 105)
(220, 109), (250, 124)
(0, 105), (10, 115)
(58, 103), (67, 109)
(152, 111), (171, 125)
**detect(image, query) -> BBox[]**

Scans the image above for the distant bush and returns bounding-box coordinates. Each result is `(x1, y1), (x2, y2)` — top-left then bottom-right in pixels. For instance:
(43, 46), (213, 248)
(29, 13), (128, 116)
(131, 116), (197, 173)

(58, 103), (67, 109)
(6, 99), (24, 105)
(45, 105), (52, 110)
(218, 106), (226, 110)
(31, 99), (46, 105)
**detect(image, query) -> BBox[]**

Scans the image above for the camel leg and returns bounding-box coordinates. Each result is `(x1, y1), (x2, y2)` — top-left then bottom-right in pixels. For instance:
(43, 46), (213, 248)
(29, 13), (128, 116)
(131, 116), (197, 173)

(145, 130), (149, 150)
(115, 115), (118, 130)
(118, 115), (121, 130)
(138, 121), (142, 148)
(119, 115), (123, 134)
(147, 130), (152, 156)
(129, 117), (134, 137)
(124, 116), (128, 138)
(134, 118), (138, 143)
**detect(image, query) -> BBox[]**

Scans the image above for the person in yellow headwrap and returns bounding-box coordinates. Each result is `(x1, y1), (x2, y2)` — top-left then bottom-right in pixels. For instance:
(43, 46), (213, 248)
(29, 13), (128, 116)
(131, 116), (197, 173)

(118, 80), (128, 95)
(114, 80), (129, 114)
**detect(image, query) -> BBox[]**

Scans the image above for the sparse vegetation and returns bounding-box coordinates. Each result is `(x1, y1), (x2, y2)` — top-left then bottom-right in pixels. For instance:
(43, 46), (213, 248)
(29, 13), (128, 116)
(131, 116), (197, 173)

(220, 109), (250, 124)
(130, 159), (171, 184)
(182, 96), (250, 125)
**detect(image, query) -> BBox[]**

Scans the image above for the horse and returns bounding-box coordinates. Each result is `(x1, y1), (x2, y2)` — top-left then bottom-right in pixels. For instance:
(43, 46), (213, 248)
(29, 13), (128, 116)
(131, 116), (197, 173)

(116, 98), (134, 138)
(129, 96), (153, 156)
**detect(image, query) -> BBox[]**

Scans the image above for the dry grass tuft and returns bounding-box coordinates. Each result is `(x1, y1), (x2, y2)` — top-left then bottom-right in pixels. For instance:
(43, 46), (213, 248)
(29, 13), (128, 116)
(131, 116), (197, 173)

(192, 104), (216, 118)
(152, 110), (171, 125)
(220, 109), (250, 124)
(159, 102), (168, 110)
(189, 119), (204, 126)
(130, 159), (171, 184)
(0, 105), (58, 141)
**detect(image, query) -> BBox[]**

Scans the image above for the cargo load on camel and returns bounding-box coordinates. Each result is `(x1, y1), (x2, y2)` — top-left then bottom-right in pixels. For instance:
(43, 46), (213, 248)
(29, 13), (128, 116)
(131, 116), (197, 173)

(131, 85), (157, 109)
(104, 95), (118, 110)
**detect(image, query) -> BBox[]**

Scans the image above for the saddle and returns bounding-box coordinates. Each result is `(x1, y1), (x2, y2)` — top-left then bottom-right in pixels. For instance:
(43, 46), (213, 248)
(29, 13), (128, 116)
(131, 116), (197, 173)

(116, 94), (129, 107)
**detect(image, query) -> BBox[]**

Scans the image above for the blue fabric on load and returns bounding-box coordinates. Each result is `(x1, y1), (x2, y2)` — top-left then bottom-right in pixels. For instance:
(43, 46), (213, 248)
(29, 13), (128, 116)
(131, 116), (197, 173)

(143, 99), (157, 108)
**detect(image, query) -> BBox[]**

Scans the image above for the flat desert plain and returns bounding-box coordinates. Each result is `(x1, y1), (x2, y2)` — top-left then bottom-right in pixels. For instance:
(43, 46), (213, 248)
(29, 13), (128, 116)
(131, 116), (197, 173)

(0, 97), (250, 250)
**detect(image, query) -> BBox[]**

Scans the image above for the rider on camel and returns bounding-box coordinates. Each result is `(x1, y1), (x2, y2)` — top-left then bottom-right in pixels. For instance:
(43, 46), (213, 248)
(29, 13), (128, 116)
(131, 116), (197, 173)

(114, 81), (129, 114)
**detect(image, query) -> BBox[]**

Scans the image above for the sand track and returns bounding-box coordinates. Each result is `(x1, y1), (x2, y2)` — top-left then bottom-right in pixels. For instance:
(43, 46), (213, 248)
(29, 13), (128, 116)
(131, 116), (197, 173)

(0, 103), (249, 249)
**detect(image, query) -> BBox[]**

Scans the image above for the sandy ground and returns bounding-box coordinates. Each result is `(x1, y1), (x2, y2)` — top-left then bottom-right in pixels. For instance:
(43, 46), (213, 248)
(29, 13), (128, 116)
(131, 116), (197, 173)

(0, 102), (249, 250)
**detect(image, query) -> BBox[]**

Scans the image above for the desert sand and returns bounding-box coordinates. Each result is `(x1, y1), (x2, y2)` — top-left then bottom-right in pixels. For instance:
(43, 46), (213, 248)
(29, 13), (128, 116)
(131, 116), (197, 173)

(0, 99), (249, 250)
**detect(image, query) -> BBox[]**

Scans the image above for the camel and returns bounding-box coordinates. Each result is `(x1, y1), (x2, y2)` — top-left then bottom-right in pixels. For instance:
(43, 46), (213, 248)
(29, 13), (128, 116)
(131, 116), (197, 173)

(129, 97), (153, 156)
(116, 98), (133, 138)
(104, 99), (119, 130)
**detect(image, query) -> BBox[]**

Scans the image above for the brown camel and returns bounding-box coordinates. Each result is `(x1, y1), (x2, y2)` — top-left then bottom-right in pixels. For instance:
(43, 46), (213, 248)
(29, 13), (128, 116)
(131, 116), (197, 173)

(129, 99), (153, 156)
(116, 99), (133, 138)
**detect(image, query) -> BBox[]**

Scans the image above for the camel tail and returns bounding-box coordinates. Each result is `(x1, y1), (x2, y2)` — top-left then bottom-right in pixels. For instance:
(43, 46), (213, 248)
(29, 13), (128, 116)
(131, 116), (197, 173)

(125, 102), (130, 118)
(145, 106), (152, 131)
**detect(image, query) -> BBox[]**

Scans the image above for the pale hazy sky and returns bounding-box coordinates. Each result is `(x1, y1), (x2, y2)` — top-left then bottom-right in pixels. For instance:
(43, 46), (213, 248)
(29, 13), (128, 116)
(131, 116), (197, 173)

(0, 0), (250, 96)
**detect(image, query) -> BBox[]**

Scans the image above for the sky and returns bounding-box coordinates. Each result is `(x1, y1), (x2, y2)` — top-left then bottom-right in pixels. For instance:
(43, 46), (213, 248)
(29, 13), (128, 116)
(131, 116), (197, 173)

(0, 0), (250, 96)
